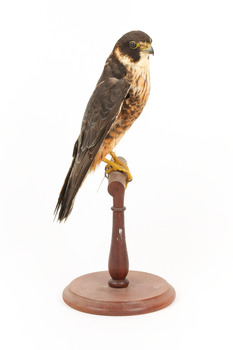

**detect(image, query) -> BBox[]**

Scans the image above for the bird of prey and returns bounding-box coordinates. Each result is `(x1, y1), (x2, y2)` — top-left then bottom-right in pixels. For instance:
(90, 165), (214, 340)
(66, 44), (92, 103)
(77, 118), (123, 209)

(55, 30), (154, 221)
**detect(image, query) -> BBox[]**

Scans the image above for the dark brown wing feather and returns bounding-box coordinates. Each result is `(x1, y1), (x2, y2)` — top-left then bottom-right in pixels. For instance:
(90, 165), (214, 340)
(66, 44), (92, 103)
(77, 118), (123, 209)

(55, 77), (130, 221)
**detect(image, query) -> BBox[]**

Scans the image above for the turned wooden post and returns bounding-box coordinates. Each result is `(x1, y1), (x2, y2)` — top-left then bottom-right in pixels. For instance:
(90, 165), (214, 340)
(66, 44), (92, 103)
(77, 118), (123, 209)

(107, 157), (129, 288)
(62, 154), (176, 315)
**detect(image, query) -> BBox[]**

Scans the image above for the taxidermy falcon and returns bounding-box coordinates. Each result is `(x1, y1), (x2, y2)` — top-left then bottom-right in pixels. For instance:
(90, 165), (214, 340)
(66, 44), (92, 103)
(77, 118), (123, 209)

(55, 30), (154, 221)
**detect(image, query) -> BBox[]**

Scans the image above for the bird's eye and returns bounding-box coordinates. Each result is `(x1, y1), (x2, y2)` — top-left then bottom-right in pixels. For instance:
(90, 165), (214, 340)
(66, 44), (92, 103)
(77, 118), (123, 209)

(129, 41), (138, 49)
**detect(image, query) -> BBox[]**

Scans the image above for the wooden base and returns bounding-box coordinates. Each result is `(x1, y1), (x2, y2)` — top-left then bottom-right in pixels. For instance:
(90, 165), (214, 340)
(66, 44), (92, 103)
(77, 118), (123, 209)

(63, 270), (175, 316)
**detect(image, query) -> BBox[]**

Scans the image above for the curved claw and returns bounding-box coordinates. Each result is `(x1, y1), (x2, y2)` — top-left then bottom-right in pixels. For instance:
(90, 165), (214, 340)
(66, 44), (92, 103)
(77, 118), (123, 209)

(103, 152), (133, 187)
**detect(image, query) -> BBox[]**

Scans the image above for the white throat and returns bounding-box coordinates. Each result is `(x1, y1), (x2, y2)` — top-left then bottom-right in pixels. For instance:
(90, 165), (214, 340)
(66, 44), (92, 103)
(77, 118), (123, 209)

(114, 47), (150, 70)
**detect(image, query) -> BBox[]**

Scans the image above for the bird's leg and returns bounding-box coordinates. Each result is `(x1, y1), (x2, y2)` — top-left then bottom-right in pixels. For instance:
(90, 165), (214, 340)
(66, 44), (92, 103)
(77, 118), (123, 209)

(103, 151), (133, 187)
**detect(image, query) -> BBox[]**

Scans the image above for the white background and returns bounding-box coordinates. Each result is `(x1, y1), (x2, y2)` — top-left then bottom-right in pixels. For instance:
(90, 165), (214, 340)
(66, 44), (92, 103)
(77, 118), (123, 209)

(1, 0), (233, 349)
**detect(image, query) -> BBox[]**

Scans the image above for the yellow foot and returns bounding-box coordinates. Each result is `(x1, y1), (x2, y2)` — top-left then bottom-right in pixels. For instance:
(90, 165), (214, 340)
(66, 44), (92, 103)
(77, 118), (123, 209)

(103, 151), (133, 187)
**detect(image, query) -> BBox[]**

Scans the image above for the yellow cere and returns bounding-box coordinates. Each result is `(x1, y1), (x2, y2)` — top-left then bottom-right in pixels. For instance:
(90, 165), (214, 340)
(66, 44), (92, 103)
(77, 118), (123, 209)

(140, 43), (151, 50)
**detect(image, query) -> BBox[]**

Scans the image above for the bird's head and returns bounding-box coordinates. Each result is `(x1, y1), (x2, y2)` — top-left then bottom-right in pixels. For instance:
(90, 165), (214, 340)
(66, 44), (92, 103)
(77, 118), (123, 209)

(113, 30), (154, 66)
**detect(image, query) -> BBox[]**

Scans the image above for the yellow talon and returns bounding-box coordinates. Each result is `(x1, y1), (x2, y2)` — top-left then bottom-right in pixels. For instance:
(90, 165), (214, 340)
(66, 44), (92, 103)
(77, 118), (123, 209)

(103, 151), (133, 187)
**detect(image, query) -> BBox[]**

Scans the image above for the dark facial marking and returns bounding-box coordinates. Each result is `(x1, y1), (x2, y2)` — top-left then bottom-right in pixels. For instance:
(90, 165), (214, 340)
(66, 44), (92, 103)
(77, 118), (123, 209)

(114, 30), (152, 63)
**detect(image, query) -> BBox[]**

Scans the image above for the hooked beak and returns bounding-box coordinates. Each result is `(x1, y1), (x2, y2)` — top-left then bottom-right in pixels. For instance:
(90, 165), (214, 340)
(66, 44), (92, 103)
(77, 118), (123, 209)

(143, 45), (154, 55)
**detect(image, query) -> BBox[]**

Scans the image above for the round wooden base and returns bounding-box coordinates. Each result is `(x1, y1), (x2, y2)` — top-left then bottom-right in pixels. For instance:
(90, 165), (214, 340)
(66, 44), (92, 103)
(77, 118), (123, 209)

(63, 271), (175, 316)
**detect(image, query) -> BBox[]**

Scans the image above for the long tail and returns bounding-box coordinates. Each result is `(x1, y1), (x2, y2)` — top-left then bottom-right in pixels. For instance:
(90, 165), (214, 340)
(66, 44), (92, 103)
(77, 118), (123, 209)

(54, 156), (90, 222)
(54, 159), (75, 221)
